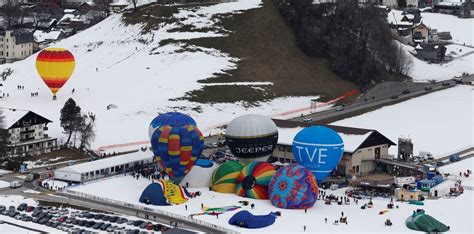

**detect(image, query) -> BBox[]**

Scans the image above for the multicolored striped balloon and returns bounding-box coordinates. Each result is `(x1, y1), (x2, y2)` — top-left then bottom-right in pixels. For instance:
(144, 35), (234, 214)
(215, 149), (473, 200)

(236, 162), (276, 199)
(35, 48), (75, 95)
(211, 161), (244, 193)
(150, 112), (204, 184)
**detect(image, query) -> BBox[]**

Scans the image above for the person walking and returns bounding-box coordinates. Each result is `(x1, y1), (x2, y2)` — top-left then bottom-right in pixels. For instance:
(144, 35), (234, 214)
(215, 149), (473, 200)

(251, 203), (255, 209)
(185, 205), (188, 211)
(325, 217), (327, 224)
(303, 225), (306, 232)
(305, 208), (307, 213)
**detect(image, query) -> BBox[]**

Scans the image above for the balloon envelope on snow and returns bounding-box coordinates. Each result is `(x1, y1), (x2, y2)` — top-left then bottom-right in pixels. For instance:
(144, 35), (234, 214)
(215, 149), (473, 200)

(235, 162), (276, 199)
(211, 161), (244, 193)
(268, 164), (319, 209)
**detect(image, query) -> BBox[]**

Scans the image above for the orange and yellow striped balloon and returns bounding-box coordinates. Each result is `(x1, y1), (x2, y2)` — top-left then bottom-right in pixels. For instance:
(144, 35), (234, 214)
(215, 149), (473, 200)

(35, 48), (75, 95)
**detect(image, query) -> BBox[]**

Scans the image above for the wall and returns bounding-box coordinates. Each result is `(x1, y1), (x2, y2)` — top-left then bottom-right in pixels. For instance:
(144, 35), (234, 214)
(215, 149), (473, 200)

(0, 31), (34, 63)
(8, 123), (46, 144)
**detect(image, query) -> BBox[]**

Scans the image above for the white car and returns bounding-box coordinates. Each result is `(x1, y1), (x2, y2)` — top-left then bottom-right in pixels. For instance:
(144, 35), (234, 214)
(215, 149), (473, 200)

(303, 117), (312, 122)
(10, 181), (22, 188)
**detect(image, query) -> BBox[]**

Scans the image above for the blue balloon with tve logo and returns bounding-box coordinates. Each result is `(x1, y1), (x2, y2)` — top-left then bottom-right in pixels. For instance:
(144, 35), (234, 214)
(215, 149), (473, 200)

(292, 126), (344, 182)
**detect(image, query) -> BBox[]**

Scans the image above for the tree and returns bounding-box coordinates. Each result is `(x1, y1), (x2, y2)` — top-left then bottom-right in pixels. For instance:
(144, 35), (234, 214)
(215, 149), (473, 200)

(0, 110), (7, 158)
(131, 0), (138, 12)
(60, 98), (84, 147)
(398, 0), (407, 8)
(78, 119), (96, 151)
(0, 3), (30, 28)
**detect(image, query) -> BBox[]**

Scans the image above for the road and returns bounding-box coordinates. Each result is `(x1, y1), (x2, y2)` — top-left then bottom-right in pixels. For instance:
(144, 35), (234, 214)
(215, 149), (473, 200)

(291, 80), (457, 124)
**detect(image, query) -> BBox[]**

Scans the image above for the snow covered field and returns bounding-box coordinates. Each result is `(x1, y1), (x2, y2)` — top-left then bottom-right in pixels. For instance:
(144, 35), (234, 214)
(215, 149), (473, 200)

(439, 157), (474, 187)
(333, 85), (473, 157)
(0, 0), (318, 150)
(0, 223), (39, 234)
(69, 174), (473, 233)
(0, 180), (10, 189)
(388, 10), (474, 81)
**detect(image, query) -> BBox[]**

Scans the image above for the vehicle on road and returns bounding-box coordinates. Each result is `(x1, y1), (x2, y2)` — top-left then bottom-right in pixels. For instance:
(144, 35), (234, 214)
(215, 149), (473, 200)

(25, 174), (35, 182)
(335, 105), (345, 111)
(424, 86), (433, 91)
(442, 81), (451, 86)
(391, 95), (398, 99)
(10, 180), (22, 188)
(303, 117), (312, 122)
(419, 151), (434, 160)
(402, 89), (410, 94)
(449, 154), (460, 162)
(17, 203), (27, 211)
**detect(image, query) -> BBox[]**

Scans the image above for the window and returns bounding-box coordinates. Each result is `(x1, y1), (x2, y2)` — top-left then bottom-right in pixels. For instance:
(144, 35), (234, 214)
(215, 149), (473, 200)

(286, 147), (292, 152)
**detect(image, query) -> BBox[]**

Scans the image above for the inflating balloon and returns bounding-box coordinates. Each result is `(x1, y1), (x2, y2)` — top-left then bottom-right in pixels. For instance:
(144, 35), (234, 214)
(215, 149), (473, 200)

(225, 114), (278, 163)
(35, 48), (75, 95)
(149, 112), (196, 139)
(292, 126), (344, 182)
(236, 162), (276, 199)
(150, 112), (204, 184)
(211, 161), (244, 193)
(268, 164), (319, 209)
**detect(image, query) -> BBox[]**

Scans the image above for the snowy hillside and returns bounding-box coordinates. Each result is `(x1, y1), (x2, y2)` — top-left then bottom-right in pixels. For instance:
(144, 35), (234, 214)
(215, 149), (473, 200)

(333, 85), (473, 157)
(388, 10), (474, 81)
(0, 0), (319, 149)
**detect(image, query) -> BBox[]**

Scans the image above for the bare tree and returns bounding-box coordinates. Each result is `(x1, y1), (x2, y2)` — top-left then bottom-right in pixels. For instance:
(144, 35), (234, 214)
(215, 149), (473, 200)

(0, 110), (7, 158)
(131, 0), (138, 12)
(79, 120), (96, 151)
(0, 3), (30, 27)
(95, 0), (111, 17)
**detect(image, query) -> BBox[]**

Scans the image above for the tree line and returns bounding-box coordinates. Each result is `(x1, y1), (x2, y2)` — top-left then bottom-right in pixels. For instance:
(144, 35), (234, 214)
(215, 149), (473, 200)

(277, 0), (413, 88)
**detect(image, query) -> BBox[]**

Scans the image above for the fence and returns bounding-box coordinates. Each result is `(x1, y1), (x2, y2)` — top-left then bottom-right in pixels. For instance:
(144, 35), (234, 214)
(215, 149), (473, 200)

(62, 189), (238, 233)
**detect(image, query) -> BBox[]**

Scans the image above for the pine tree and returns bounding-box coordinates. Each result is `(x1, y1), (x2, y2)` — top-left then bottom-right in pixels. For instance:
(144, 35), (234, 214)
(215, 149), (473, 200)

(60, 98), (84, 147)
(79, 120), (96, 151)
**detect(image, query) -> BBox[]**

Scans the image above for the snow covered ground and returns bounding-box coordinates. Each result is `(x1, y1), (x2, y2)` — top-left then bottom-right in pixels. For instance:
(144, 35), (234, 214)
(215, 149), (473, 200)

(333, 85), (473, 157)
(0, 169), (12, 176)
(69, 174), (473, 233)
(0, 180), (10, 189)
(41, 179), (70, 191)
(439, 157), (474, 187)
(0, 223), (39, 234)
(0, 0), (319, 150)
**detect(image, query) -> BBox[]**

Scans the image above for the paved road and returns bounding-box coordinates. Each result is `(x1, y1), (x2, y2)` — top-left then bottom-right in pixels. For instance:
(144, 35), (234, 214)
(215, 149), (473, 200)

(291, 80), (457, 124)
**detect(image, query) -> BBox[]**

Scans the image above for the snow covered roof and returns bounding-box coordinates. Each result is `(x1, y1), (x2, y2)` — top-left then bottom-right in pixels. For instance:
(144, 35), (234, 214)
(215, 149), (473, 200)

(110, 0), (130, 6)
(64, 9), (76, 13)
(0, 108), (29, 129)
(55, 151), (153, 174)
(59, 14), (75, 23)
(436, 0), (466, 7)
(277, 127), (373, 153)
(34, 30), (62, 43)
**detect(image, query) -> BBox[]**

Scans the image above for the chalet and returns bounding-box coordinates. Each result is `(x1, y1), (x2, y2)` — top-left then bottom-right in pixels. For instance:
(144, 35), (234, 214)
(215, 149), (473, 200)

(434, 0), (472, 18)
(36, 19), (58, 31)
(0, 108), (58, 157)
(415, 43), (446, 62)
(270, 119), (396, 177)
(0, 29), (34, 64)
(109, 0), (129, 12)
(412, 22), (429, 43)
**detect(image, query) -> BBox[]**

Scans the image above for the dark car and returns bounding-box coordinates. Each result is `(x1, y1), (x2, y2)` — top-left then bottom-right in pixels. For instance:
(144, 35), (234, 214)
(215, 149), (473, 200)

(84, 213), (95, 219)
(65, 218), (74, 224)
(38, 218), (49, 224)
(424, 86), (433, 91)
(101, 215), (110, 221)
(51, 222), (60, 228)
(94, 214), (104, 220)
(0, 205), (6, 212)
(32, 209), (42, 217)
(109, 216), (118, 223)
(402, 89), (410, 94)
(391, 95), (398, 99)
(133, 220), (145, 226)
(17, 203), (28, 211)
(117, 217), (128, 224)
(72, 219), (80, 225)
(92, 222), (104, 229)
(85, 220), (96, 227)
(8, 206), (15, 212)
(24, 216), (33, 222)
(8, 211), (19, 218)
(100, 223), (111, 231)
(442, 81), (450, 86)
(153, 224), (163, 231)
(45, 221), (53, 227)
(78, 219), (86, 226)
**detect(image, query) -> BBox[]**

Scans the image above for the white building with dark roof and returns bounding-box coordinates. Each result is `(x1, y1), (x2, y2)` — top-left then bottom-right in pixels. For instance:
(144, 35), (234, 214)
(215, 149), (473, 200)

(0, 108), (57, 157)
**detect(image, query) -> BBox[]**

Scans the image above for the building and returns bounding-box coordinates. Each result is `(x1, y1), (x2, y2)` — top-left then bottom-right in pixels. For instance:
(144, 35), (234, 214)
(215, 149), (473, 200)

(271, 119), (396, 177)
(54, 151), (153, 183)
(0, 108), (58, 157)
(434, 0), (472, 18)
(35, 0), (60, 9)
(415, 43), (447, 62)
(412, 22), (430, 43)
(378, 0), (398, 7)
(394, 188), (422, 201)
(0, 29), (34, 64)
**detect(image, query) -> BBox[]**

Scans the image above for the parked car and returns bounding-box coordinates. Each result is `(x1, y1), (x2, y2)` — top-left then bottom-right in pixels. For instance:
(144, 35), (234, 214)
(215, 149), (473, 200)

(449, 154), (461, 162)
(139, 222), (149, 229)
(133, 220), (145, 226)
(24, 174), (35, 182)
(10, 180), (22, 188)
(402, 89), (410, 94)
(303, 117), (312, 122)
(92, 222), (104, 229)
(117, 217), (128, 224)
(424, 86), (433, 91)
(109, 216), (118, 223)
(335, 105), (345, 111)
(390, 95), (398, 99)
(17, 203), (27, 211)
(442, 81), (451, 86)
(8, 206), (15, 212)
(25, 206), (34, 212)
(0, 205), (6, 212)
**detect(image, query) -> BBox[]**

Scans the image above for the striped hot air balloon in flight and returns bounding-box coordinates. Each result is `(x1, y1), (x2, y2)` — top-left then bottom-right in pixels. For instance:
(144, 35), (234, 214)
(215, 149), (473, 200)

(35, 48), (75, 96)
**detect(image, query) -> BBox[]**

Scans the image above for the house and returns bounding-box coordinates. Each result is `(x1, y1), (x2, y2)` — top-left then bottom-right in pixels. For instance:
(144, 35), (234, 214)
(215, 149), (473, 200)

(428, 28), (439, 43)
(394, 188), (422, 201)
(61, 0), (88, 8)
(418, 0), (435, 8)
(412, 22), (429, 43)
(378, 0), (398, 7)
(270, 119), (396, 177)
(406, 0), (419, 7)
(33, 30), (64, 47)
(36, 19), (58, 31)
(109, 0), (130, 12)
(434, 0), (472, 18)
(77, 1), (96, 14)
(35, 0), (61, 9)
(415, 43), (447, 62)
(0, 29), (34, 64)
(0, 108), (58, 157)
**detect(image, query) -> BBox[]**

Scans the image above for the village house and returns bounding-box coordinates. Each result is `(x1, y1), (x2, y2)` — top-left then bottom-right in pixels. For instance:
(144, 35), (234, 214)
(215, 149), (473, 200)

(412, 22), (430, 43)
(415, 43), (447, 62)
(270, 119), (396, 177)
(0, 108), (58, 157)
(0, 29), (34, 64)
(434, 0), (472, 18)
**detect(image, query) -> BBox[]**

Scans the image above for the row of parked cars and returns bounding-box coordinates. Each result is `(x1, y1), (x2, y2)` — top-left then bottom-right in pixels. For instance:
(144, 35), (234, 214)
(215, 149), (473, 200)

(0, 203), (170, 233)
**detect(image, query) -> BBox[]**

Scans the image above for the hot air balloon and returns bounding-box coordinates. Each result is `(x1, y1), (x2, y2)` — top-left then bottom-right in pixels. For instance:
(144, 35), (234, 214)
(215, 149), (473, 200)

(149, 112), (196, 139)
(235, 162), (276, 199)
(150, 112), (204, 184)
(292, 126), (344, 182)
(211, 161), (244, 193)
(225, 114), (278, 164)
(35, 48), (75, 97)
(268, 164), (319, 209)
